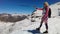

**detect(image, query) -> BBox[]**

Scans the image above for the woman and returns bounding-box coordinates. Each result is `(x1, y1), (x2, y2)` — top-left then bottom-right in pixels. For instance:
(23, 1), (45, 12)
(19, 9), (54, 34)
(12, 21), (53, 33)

(36, 2), (49, 33)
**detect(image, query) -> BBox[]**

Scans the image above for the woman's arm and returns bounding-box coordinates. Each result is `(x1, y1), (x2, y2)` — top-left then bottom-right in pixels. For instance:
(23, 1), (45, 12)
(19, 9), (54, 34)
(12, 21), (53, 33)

(36, 8), (43, 10)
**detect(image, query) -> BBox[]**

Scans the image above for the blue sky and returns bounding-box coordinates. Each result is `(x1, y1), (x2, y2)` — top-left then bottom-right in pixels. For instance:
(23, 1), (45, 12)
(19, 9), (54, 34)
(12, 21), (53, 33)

(0, 0), (60, 14)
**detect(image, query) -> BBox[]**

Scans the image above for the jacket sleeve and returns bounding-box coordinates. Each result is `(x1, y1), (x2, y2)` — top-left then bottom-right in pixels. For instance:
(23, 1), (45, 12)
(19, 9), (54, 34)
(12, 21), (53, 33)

(36, 8), (43, 10)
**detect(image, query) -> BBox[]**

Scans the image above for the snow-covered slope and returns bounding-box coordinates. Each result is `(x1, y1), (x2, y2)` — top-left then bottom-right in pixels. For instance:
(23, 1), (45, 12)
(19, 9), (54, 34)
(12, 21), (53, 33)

(0, 17), (60, 34)
(32, 10), (42, 17)
(50, 2), (60, 17)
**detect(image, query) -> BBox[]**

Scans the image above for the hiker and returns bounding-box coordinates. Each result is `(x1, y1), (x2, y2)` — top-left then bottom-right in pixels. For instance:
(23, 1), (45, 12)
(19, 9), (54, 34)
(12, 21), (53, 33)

(36, 2), (50, 33)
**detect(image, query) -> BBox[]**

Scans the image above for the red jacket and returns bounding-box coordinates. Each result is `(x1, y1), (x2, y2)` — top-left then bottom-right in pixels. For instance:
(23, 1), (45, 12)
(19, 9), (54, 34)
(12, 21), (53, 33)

(36, 7), (49, 18)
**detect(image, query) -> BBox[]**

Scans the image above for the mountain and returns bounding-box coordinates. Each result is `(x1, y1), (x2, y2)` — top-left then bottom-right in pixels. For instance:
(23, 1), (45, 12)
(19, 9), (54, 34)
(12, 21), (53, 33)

(0, 13), (28, 22)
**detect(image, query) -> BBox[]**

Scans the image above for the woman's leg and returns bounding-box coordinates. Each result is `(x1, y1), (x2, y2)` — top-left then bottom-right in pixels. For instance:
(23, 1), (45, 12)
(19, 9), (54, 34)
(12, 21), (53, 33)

(36, 20), (43, 30)
(43, 18), (48, 33)
(40, 20), (43, 29)
(45, 22), (48, 31)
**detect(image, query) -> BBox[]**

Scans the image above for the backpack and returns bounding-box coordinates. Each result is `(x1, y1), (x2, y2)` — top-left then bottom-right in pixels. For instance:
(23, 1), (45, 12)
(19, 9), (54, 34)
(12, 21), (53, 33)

(48, 8), (51, 18)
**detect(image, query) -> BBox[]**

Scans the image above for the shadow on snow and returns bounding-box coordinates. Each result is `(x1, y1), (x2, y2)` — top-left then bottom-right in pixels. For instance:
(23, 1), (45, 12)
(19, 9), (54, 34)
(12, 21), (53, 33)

(28, 29), (43, 34)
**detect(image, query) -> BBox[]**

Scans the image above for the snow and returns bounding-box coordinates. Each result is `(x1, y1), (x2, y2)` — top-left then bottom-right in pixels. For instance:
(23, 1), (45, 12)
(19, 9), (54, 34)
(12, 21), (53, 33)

(33, 10), (42, 16)
(10, 30), (32, 34)
(0, 17), (60, 34)
(50, 2), (60, 17)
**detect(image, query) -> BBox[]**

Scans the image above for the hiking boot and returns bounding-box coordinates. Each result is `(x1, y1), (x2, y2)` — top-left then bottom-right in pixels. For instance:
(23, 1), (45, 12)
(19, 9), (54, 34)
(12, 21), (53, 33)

(36, 28), (40, 31)
(43, 31), (48, 33)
